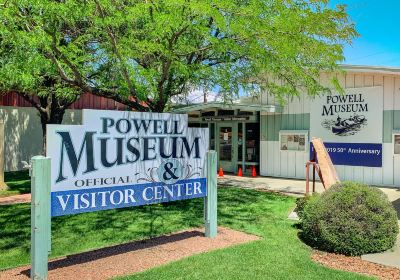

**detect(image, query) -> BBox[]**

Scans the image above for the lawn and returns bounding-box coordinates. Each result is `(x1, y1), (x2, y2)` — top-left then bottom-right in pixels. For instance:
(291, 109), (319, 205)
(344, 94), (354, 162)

(0, 170), (30, 198)
(0, 186), (370, 279)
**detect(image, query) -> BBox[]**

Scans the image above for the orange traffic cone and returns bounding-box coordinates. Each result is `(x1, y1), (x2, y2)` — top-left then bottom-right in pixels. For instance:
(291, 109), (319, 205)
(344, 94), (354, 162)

(251, 166), (257, 177)
(218, 167), (224, 177)
(237, 166), (243, 177)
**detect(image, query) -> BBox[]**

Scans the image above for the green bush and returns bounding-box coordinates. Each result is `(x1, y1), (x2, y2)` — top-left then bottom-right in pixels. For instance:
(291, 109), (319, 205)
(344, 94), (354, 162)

(295, 193), (319, 219)
(300, 182), (399, 256)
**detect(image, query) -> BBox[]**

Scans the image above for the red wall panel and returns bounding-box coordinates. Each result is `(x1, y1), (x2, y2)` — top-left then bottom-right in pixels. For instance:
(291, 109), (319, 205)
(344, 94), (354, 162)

(0, 92), (129, 111)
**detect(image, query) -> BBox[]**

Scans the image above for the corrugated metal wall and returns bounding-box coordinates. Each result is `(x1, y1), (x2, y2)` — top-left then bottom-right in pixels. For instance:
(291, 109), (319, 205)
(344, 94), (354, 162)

(260, 72), (400, 187)
(0, 92), (128, 110)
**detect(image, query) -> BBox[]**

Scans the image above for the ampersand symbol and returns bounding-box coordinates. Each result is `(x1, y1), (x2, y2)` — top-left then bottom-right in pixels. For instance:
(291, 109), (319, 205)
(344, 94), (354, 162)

(163, 162), (179, 180)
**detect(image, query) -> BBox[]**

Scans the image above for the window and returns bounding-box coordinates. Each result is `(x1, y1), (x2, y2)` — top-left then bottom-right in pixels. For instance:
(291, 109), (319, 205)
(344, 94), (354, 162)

(210, 123), (215, 150)
(394, 133), (400, 155)
(238, 123), (243, 161)
(279, 130), (308, 152)
(245, 123), (260, 162)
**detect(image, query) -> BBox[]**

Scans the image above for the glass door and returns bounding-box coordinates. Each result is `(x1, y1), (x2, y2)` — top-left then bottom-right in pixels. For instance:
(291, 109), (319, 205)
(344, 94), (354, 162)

(217, 123), (236, 172)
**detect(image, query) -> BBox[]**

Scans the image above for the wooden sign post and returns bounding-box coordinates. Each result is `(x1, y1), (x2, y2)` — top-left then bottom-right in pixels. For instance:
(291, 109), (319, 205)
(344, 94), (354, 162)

(0, 122), (7, 190)
(30, 156), (51, 280)
(29, 110), (217, 279)
(205, 150), (217, 238)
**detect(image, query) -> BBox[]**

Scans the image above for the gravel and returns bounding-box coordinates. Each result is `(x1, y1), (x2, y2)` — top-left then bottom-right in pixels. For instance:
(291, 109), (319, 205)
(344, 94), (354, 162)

(312, 250), (400, 280)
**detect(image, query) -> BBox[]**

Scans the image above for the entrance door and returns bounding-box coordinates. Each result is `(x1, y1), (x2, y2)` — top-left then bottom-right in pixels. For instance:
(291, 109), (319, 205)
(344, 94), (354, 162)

(217, 123), (237, 173)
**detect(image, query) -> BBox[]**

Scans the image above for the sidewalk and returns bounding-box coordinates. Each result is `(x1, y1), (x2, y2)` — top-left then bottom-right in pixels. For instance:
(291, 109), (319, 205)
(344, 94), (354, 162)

(218, 175), (325, 196)
(218, 175), (400, 202)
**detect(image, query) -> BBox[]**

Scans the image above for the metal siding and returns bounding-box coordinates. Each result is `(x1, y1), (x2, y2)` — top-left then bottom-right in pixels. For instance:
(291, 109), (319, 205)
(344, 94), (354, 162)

(395, 77), (400, 110)
(0, 92), (128, 110)
(261, 72), (399, 186)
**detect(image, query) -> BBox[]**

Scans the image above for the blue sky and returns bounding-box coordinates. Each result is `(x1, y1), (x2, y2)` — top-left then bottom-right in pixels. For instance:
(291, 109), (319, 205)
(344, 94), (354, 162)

(331, 0), (400, 67)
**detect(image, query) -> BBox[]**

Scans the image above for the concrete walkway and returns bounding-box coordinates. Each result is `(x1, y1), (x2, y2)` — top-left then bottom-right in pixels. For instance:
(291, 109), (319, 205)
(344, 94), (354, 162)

(361, 187), (400, 269)
(218, 175), (325, 196)
(219, 175), (400, 269)
(362, 236), (400, 269)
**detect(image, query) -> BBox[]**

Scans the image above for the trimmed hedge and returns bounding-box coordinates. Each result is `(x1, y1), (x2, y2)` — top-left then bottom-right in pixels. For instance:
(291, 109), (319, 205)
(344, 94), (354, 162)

(295, 193), (319, 219)
(300, 182), (399, 256)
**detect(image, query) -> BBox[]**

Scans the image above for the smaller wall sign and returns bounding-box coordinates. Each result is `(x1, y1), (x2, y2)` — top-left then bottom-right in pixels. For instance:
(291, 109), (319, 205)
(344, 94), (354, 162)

(394, 134), (400, 155)
(279, 130), (308, 152)
(202, 116), (249, 121)
(310, 142), (382, 167)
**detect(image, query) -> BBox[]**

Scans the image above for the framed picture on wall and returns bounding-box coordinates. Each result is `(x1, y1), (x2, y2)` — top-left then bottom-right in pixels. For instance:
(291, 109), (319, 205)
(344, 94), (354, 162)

(279, 130), (309, 152)
(394, 132), (400, 155)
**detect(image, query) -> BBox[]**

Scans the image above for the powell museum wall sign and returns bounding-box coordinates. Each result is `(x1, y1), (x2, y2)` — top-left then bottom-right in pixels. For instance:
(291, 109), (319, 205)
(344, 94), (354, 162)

(310, 86), (383, 167)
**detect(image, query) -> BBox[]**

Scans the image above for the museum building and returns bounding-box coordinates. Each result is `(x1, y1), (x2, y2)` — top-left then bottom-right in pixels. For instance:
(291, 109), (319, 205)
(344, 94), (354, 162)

(175, 65), (400, 187)
(0, 65), (399, 187)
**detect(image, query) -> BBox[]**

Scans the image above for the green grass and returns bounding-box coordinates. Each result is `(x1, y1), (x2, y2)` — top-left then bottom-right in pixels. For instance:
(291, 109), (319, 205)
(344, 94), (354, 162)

(115, 188), (370, 280)
(0, 187), (370, 279)
(0, 170), (31, 198)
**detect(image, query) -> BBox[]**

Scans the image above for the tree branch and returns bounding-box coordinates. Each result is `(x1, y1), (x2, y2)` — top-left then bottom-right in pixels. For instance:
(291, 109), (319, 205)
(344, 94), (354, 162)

(14, 91), (46, 114)
(94, 0), (137, 96)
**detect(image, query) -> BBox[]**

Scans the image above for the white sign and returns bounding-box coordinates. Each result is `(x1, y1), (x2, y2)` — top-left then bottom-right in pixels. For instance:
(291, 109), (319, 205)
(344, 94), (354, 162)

(310, 86), (383, 167)
(310, 86), (383, 143)
(47, 109), (209, 216)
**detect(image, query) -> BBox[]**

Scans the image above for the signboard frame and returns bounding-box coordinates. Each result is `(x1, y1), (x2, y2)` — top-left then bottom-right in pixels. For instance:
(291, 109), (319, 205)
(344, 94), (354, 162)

(30, 110), (217, 280)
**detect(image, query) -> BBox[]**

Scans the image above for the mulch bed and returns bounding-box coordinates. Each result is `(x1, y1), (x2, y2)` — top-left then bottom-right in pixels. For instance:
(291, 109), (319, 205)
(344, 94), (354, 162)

(0, 194), (31, 205)
(0, 227), (259, 280)
(312, 250), (400, 280)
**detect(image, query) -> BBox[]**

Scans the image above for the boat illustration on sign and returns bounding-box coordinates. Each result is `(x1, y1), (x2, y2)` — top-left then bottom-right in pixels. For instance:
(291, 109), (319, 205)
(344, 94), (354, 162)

(321, 114), (367, 136)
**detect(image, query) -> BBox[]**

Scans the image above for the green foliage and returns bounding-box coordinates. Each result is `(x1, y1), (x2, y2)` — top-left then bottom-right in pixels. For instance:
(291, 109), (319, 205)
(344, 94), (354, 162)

(0, 171), (31, 198)
(0, 0), (358, 111)
(295, 193), (319, 219)
(300, 182), (399, 256)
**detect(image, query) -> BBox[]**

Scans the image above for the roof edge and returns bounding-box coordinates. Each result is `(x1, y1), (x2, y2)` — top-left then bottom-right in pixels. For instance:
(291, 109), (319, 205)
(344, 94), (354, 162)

(340, 64), (400, 74)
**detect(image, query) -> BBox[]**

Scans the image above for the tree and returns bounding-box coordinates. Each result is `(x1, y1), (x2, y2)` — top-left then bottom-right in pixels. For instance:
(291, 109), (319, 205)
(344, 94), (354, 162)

(0, 2), (81, 152)
(1, 0), (357, 117)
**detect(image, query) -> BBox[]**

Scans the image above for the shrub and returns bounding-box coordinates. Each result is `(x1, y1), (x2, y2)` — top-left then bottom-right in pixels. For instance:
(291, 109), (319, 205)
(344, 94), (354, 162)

(295, 193), (319, 219)
(300, 182), (399, 256)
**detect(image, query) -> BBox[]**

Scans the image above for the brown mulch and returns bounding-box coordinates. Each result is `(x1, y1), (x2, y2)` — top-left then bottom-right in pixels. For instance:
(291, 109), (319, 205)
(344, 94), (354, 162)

(0, 227), (259, 280)
(312, 250), (400, 280)
(0, 194), (31, 205)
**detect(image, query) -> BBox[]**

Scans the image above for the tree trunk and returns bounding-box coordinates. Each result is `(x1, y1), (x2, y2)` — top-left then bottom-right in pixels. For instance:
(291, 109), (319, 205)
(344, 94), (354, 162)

(39, 107), (66, 155)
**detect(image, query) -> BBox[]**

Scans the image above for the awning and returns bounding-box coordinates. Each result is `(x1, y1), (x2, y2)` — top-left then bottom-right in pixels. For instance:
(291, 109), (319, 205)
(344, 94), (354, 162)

(173, 102), (283, 114)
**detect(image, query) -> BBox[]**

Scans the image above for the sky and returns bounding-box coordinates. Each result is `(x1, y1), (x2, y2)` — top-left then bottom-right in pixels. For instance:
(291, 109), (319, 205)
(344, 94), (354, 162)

(331, 0), (400, 67)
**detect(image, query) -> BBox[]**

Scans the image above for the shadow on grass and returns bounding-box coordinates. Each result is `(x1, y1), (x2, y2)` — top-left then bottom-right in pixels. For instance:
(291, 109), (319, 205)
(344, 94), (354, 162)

(19, 229), (204, 277)
(4, 170), (30, 182)
(0, 187), (294, 270)
(2, 170), (31, 195)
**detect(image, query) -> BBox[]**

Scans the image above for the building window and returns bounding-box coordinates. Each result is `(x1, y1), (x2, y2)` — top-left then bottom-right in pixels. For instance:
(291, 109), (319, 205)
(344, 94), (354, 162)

(210, 123), (215, 150)
(394, 133), (400, 155)
(201, 111), (215, 117)
(279, 130), (308, 152)
(245, 123), (260, 162)
(238, 123), (243, 161)
(217, 110), (234, 116)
